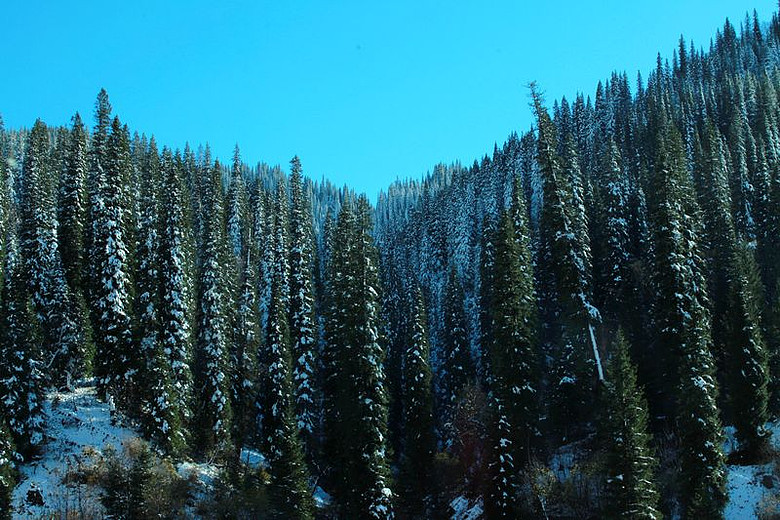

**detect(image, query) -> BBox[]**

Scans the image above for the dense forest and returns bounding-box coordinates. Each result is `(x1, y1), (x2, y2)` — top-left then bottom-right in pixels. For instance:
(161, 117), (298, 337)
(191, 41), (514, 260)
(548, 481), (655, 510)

(2, 7), (780, 520)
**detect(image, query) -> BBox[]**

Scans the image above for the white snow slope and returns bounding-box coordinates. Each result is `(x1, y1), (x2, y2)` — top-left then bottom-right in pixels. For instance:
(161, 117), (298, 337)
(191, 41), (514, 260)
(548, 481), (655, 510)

(11, 386), (136, 518)
(9, 387), (780, 519)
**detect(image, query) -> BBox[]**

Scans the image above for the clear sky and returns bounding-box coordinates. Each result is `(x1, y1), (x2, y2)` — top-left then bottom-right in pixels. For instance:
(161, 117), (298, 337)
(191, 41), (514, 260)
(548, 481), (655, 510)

(1, 1), (776, 198)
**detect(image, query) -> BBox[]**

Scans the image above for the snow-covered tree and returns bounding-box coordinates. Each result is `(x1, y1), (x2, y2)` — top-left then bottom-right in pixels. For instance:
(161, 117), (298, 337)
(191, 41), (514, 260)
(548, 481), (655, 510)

(694, 124), (769, 457)
(288, 156), (319, 459)
(324, 197), (394, 519)
(0, 241), (45, 459)
(531, 84), (600, 436)
(231, 253), (259, 453)
(193, 159), (233, 456)
(155, 147), (194, 453)
(601, 331), (661, 520)
(440, 267), (474, 419)
(400, 288), (435, 517)
(19, 120), (84, 387)
(0, 420), (13, 520)
(58, 112), (88, 293)
(92, 117), (136, 407)
(650, 123), (726, 518)
(264, 209), (314, 519)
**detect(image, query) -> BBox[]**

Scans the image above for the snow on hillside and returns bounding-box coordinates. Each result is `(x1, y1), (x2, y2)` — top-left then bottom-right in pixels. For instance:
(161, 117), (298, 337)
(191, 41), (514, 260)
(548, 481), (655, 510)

(10, 385), (780, 519)
(12, 386), (137, 518)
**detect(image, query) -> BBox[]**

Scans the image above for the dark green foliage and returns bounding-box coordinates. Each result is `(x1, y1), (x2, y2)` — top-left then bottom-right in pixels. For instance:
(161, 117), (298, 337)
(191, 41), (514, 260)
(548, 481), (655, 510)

(193, 159), (233, 456)
(400, 288), (436, 518)
(231, 256), (260, 454)
(93, 116), (136, 406)
(441, 268), (474, 425)
(601, 331), (661, 520)
(288, 157), (319, 460)
(0, 239), (45, 459)
(264, 192), (314, 520)
(488, 210), (539, 460)
(0, 421), (14, 520)
(158, 148), (194, 451)
(694, 124), (770, 457)
(649, 124), (726, 519)
(58, 113), (88, 293)
(323, 197), (394, 519)
(531, 85), (600, 436)
(482, 209), (539, 518)
(99, 440), (191, 520)
(19, 120), (84, 387)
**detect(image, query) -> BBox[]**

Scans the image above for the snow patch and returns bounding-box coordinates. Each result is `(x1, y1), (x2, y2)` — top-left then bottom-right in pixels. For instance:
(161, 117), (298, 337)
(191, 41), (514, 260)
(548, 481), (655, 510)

(12, 386), (138, 518)
(450, 495), (484, 520)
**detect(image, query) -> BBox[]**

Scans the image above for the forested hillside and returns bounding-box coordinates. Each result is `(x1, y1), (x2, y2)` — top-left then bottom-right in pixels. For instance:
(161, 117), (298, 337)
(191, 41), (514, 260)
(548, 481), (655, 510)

(2, 8), (780, 520)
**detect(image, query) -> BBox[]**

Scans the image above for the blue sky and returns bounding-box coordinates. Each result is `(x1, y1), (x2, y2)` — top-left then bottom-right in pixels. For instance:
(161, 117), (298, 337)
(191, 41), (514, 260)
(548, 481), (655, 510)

(1, 1), (776, 197)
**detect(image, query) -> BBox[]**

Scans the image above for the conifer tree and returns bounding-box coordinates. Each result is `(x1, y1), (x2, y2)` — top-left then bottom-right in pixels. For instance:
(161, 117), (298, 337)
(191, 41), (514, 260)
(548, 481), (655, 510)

(441, 267), (474, 413)
(193, 159), (233, 455)
(531, 84), (601, 435)
(231, 253), (259, 453)
(58, 112), (88, 293)
(400, 288), (436, 518)
(601, 331), (661, 520)
(650, 124), (726, 519)
(483, 209), (540, 518)
(19, 120), (84, 387)
(594, 138), (631, 324)
(86, 89), (113, 313)
(484, 400), (516, 519)
(0, 242), (45, 458)
(257, 182), (291, 443)
(156, 148), (193, 453)
(226, 145), (249, 262)
(488, 210), (540, 458)
(135, 137), (163, 422)
(324, 197), (394, 519)
(694, 124), (769, 456)
(92, 117), (136, 406)
(264, 213), (314, 520)
(0, 421), (14, 520)
(288, 156), (318, 459)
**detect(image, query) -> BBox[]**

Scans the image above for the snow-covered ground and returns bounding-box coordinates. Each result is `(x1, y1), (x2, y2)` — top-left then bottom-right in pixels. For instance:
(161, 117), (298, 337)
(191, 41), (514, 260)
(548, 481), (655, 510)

(12, 386), (137, 518)
(450, 495), (484, 520)
(725, 462), (774, 519)
(721, 423), (780, 520)
(11, 386), (780, 519)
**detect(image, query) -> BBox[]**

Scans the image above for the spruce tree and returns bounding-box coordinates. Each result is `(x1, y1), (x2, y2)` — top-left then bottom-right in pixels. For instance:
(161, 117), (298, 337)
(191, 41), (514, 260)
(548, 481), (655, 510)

(226, 145), (249, 262)
(264, 213), (314, 520)
(601, 331), (661, 520)
(490, 209), (540, 455)
(0, 421), (14, 520)
(593, 138), (631, 324)
(86, 89), (113, 318)
(58, 112), (88, 293)
(154, 148), (193, 454)
(93, 117), (136, 407)
(19, 120), (84, 387)
(324, 197), (394, 519)
(0, 241), (45, 459)
(231, 254), (260, 454)
(400, 288), (436, 518)
(650, 124), (726, 519)
(288, 156), (318, 459)
(135, 137), (163, 422)
(483, 210), (540, 518)
(694, 124), (769, 457)
(531, 85), (601, 436)
(193, 159), (233, 456)
(441, 268), (474, 416)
